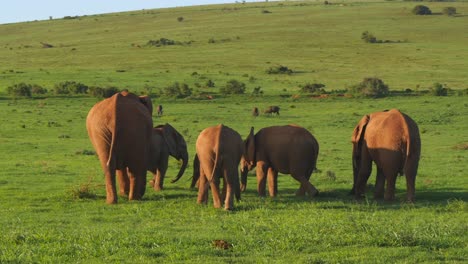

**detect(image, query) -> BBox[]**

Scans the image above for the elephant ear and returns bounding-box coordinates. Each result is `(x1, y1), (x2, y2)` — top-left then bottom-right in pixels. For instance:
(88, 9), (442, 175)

(139, 96), (153, 116)
(245, 127), (256, 164)
(162, 123), (179, 156)
(352, 115), (370, 144)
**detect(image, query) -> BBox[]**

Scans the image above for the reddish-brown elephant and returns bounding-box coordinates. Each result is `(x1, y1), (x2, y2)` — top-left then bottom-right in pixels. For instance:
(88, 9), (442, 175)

(195, 124), (244, 210)
(148, 123), (188, 191)
(351, 109), (421, 202)
(86, 91), (153, 204)
(241, 125), (320, 198)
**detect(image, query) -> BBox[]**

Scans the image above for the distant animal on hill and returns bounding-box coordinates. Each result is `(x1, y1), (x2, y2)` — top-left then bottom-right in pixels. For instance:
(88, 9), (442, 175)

(350, 109), (421, 202)
(264, 106), (280, 115)
(156, 105), (163, 116)
(252, 107), (259, 117)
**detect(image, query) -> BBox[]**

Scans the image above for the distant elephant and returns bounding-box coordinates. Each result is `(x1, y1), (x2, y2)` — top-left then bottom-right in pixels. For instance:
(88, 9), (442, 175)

(252, 107), (259, 117)
(195, 124), (244, 210)
(264, 106), (280, 115)
(148, 123), (188, 191)
(86, 91), (153, 204)
(156, 105), (163, 116)
(351, 109), (421, 202)
(241, 125), (319, 198)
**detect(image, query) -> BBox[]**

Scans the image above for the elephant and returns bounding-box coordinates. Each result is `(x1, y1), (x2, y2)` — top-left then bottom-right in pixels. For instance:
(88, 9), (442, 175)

(195, 124), (244, 210)
(148, 123), (188, 191)
(252, 107), (259, 117)
(241, 125), (319, 198)
(156, 105), (163, 117)
(351, 109), (421, 202)
(264, 106), (280, 115)
(86, 91), (153, 204)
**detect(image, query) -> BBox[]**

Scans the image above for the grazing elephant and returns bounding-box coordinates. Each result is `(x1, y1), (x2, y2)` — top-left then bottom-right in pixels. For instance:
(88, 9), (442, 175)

(351, 109), (421, 202)
(196, 124), (244, 210)
(264, 106), (280, 115)
(252, 107), (259, 117)
(156, 105), (163, 117)
(241, 125), (319, 198)
(148, 123), (188, 191)
(86, 91), (153, 204)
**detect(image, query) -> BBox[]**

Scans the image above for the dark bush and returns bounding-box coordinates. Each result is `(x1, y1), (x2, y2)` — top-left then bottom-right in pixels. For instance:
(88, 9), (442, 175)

(412, 5), (432, 15)
(54, 81), (88, 95)
(300, 83), (326, 94)
(430, 83), (448, 96)
(442, 7), (456, 16)
(349, 77), (389, 98)
(220, 80), (246, 95)
(177, 17), (184, 22)
(31, 84), (48, 95)
(7, 83), (32, 97)
(88, 86), (119, 98)
(361, 31), (378, 43)
(267, 65), (293, 75)
(162, 82), (192, 98)
(206, 79), (215, 88)
(252, 86), (264, 96)
(146, 38), (177, 47)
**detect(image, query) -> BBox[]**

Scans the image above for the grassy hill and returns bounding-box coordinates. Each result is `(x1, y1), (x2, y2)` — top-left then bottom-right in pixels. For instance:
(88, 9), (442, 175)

(1, 0), (468, 94)
(0, 1), (467, 263)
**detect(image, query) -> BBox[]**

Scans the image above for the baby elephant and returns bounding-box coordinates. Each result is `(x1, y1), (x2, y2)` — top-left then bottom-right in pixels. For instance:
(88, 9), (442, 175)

(264, 106), (280, 115)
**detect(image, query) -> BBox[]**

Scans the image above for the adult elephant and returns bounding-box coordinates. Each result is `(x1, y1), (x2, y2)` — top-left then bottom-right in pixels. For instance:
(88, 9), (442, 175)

(351, 109), (421, 202)
(241, 125), (319, 198)
(86, 91), (153, 204)
(148, 123), (188, 191)
(195, 124), (243, 210)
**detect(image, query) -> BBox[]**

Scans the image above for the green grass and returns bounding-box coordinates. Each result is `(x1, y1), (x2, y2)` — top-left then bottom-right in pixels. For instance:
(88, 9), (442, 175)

(0, 1), (467, 263)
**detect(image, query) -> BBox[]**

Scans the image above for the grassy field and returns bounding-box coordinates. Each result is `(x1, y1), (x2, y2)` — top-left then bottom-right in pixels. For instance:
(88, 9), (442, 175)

(0, 0), (467, 263)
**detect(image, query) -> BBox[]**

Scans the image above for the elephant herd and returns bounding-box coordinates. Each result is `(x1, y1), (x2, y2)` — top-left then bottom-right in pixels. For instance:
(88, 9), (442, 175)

(86, 91), (421, 209)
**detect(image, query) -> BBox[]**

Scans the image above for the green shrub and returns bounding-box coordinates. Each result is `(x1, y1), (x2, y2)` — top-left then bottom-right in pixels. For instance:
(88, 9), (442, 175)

(88, 86), (119, 98)
(206, 79), (215, 88)
(146, 38), (177, 47)
(7, 83), (32, 97)
(300, 83), (326, 94)
(31, 84), (48, 95)
(220, 80), (246, 95)
(361, 31), (378, 43)
(54, 81), (88, 95)
(442, 7), (456, 16)
(430, 82), (448, 96)
(412, 5), (432, 15)
(267, 65), (293, 75)
(162, 82), (192, 98)
(349, 77), (389, 98)
(252, 86), (264, 96)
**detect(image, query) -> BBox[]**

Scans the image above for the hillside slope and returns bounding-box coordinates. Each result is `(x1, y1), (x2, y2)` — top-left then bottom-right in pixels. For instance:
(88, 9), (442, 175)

(1, 1), (467, 94)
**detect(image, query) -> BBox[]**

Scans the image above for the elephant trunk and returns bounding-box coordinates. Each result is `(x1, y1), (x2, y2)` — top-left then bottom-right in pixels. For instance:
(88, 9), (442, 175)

(190, 155), (200, 188)
(171, 153), (188, 183)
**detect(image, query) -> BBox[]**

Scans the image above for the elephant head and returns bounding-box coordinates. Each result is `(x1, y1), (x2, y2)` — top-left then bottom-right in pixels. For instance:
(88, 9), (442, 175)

(350, 114), (370, 194)
(240, 127), (256, 192)
(158, 123), (189, 183)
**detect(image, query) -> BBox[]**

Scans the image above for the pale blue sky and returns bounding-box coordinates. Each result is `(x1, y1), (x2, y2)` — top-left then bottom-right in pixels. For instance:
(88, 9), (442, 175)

(0, 0), (267, 25)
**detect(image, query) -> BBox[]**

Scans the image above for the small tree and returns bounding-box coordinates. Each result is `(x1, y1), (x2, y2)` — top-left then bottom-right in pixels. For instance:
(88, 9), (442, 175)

(430, 82), (448, 96)
(267, 65), (293, 74)
(220, 80), (246, 94)
(442, 7), (456, 16)
(177, 17), (184, 22)
(206, 79), (215, 88)
(162, 82), (192, 98)
(361, 31), (377, 43)
(412, 5), (432, 15)
(300, 83), (326, 94)
(349, 77), (389, 98)
(7, 83), (32, 97)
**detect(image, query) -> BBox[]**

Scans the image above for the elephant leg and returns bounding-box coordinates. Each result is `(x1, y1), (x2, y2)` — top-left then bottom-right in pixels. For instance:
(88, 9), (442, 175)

(267, 168), (278, 197)
(384, 172), (397, 201)
(374, 167), (385, 199)
(209, 175), (222, 209)
(223, 169), (236, 210)
(291, 173), (318, 198)
(405, 174), (416, 203)
(127, 167), (146, 201)
(221, 176), (227, 202)
(117, 169), (129, 197)
(355, 153), (372, 199)
(256, 162), (268, 197)
(104, 164), (117, 204)
(197, 168), (209, 205)
(153, 168), (166, 191)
